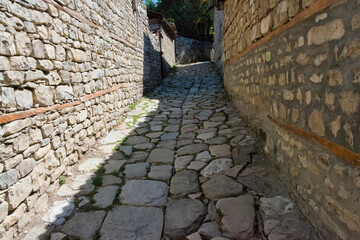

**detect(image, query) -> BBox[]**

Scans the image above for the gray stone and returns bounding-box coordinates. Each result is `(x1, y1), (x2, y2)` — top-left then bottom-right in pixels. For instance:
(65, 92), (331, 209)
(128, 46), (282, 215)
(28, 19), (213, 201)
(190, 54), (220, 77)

(94, 186), (120, 208)
(56, 85), (73, 100)
(236, 175), (286, 197)
(102, 175), (122, 186)
(148, 165), (173, 181)
(104, 160), (126, 174)
(199, 221), (221, 238)
(62, 211), (107, 239)
(43, 200), (75, 224)
(120, 180), (168, 206)
(78, 158), (104, 172)
(209, 144), (231, 158)
(200, 158), (233, 178)
(197, 132), (216, 140)
(187, 161), (207, 171)
(186, 232), (202, 240)
(216, 195), (255, 239)
(100, 206), (163, 240)
(260, 196), (294, 219)
(174, 155), (194, 172)
(148, 148), (174, 164)
(0, 32), (16, 56)
(164, 199), (206, 239)
(170, 170), (200, 197)
(15, 89), (33, 109)
(124, 163), (150, 179)
(195, 151), (212, 162)
(6, 175), (32, 210)
(161, 132), (179, 140)
(17, 158), (36, 177)
(202, 175), (243, 200)
(124, 136), (149, 145)
(119, 145), (133, 156)
(0, 201), (9, 223)
(0, 87), (16, 108)
(156, 140), (177, 150)
(0, 169), (19, 190)
(177, 144), (208, 155)
(3, 119), (31, 136)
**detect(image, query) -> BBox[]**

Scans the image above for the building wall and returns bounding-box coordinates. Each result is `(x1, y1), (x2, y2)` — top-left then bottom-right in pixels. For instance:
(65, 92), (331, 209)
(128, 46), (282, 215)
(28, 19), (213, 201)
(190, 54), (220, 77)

(213, 7), (224, 76)
(160, 27), (176, 76)
(175, 36), (213, 64)
(222, 0), (360, 239)
(143, 32), (162, 93)
(0, 0), (161, 236)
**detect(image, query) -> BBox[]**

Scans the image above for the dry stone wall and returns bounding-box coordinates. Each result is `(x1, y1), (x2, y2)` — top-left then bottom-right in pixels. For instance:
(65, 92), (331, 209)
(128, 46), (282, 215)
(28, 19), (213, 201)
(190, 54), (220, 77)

(160, 28), (176, 76)
(0, 0), (161, 236)
(222, 0), (360, 239)
(212, 7), (224, 76)
(175, 36), (212, 64)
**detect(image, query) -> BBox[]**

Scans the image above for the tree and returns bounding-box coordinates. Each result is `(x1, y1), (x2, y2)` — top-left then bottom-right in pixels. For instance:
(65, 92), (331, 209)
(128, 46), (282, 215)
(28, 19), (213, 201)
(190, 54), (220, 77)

(143, 0), (214, 41)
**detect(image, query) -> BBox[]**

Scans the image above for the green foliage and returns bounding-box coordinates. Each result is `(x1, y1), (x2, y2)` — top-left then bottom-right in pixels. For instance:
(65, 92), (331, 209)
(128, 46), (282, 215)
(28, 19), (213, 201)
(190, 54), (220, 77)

(92, 175), (103, 187)
(171, 65), (178, 73)
(144, 0), (214, 40)
(59, 176), (66, 185)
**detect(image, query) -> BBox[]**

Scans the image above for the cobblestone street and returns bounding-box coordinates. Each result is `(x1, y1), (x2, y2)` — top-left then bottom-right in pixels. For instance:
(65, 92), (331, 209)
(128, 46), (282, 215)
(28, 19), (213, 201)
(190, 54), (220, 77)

(23, 62), (317, 240)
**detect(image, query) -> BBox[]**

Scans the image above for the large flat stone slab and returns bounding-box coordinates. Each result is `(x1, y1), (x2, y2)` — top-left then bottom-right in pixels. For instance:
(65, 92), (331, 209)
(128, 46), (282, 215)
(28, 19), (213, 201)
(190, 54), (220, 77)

(174, 156), (194, 172)
(177, 144), (208, 156)
(170, 170), (200, 197)
(100, 206), (163, 240)
(209, 144), (231, 158)
(148, 165), (173, 181)
(216, 195), (255, 239)
(120, 180), (168, 207)
(124, 163), (150, 179)
(147, 148), (174, 164)
(200, 158), (233, 178)
(104, 160), (126, 174)
(62, 211), (107, 239)
(124, 136), (150, 145)
(94, 186), (120, 208)
(201, 175), (243, 200)
(164, 199), (206, 239)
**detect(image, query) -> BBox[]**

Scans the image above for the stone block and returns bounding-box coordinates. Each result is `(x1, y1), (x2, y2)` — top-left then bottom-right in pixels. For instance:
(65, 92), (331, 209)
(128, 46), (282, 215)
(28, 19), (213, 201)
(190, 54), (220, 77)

(0, 169), (19, 190)
(0, 56), (10, 71)
(15, 89), (33, 109)
(34, 84), (54, 106)
(32, 39), (46, 58)
(261, 14), (273, 35)
(15, 31), (32, 56)
(308, 19), (345, 45)
(25, 70), (46, 82)
(6, 176), (32, 210)
(3, 71), (25, 86)
(13, 134), (30, 153)
(0, 32), (16, 56)
(70, 48), (87, 62)
(56, 85), (73, 100)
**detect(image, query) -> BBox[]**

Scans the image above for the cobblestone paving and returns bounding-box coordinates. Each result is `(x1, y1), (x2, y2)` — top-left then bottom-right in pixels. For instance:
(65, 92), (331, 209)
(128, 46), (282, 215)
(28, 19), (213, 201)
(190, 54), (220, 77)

(23, 62), (318, 240)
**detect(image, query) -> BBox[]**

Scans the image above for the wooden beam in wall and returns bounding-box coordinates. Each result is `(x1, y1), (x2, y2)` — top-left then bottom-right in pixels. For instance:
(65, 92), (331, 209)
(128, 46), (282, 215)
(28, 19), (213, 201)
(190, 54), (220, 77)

(224, 0), (343, 66)
(268, 116), (360, 168)
(0, 83), (134, 125)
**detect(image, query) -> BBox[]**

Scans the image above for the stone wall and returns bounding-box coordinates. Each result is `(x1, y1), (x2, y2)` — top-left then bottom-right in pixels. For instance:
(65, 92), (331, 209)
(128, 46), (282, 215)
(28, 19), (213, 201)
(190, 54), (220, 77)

(212, 7), (224, 76)
(222, 0), (360, 239)
(143, 32), (162, 93)
(175, 36), (212, 64)
(0, 0), (161, 236)
(160, 27), (176, 76)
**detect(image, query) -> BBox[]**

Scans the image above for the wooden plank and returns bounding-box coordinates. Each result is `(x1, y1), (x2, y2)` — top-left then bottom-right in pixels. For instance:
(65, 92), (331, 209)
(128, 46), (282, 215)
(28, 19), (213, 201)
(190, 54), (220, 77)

(268, 116), (360, 168)
(0, 83), (133, 125)
(224, 0), (342, 65)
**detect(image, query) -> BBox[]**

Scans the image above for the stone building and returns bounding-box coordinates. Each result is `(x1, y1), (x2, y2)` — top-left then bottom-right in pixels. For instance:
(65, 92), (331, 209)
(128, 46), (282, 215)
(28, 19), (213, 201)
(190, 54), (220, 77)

(216, 0), (360, 239)
(147, 11), (177, 77)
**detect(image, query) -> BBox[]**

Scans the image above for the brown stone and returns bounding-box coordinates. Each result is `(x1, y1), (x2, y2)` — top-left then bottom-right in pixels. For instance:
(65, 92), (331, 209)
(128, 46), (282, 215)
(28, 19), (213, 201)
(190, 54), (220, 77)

(307, 19), (345, 45)
(308, 109), (325, 136)
(339, 91), (360, 115)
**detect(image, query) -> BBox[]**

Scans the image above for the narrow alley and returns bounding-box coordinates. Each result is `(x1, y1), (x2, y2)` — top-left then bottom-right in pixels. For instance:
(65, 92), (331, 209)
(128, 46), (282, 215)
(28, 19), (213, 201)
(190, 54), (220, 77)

(22, 62), (317, 240)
